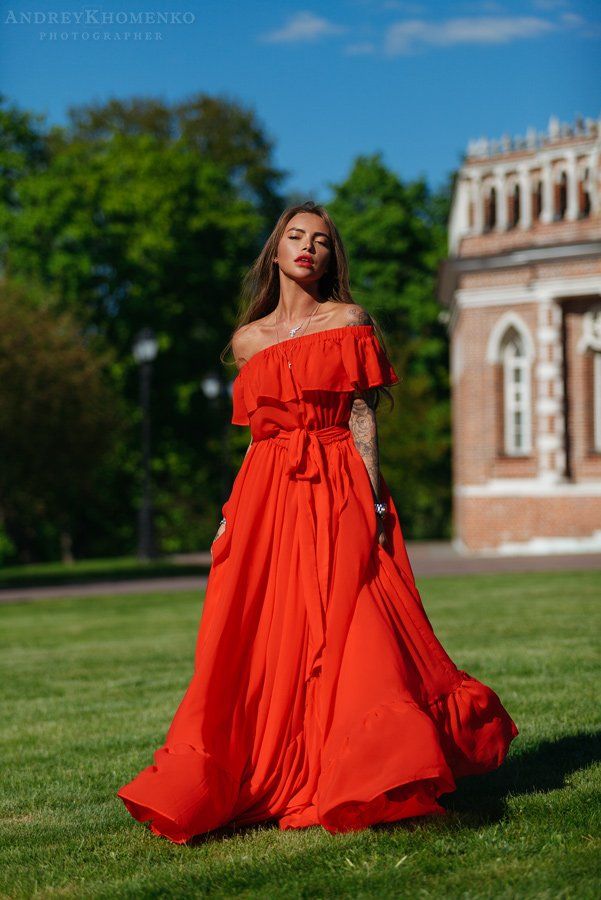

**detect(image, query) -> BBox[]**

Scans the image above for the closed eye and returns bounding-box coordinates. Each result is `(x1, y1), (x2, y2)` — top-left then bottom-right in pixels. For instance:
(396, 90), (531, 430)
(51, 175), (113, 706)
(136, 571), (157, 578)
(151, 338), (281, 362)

(288, 236), (329, 247)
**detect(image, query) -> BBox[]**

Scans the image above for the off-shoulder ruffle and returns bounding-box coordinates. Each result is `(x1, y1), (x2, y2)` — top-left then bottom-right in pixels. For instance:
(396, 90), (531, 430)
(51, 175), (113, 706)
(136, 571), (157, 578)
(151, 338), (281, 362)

(231, 324), (399, 425)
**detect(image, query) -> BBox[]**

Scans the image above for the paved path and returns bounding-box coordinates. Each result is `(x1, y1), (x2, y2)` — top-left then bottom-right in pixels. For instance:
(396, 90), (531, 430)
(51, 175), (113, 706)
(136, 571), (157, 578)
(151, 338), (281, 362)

(1, 544), (599, 605)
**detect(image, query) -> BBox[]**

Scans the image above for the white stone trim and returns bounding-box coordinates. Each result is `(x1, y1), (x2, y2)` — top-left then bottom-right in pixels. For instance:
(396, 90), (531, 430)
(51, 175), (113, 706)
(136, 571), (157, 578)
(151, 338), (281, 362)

(449, 125), (600, 248)
(450, 332), (463, 383)
(537, 325), (559, 344)
(576, 303), (601, 353)
(456, 479), (601, 496)
(536, 299), (565, 478)
(499, 532), (601, 555)
(566, 150), (579, 220)
(464, 531), (601, 556)
(486, 311), (535, 363)
(535, 361), (560, 379)
(456, 275), (601, 310)
(536, 434), (561, 450)
(595, 351), (601, 452)
(536, 397), (560, 414)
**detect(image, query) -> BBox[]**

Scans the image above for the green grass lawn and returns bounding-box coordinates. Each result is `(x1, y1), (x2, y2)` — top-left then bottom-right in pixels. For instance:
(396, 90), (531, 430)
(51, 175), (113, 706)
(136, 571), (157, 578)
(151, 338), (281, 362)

(0, 570), (599, 899)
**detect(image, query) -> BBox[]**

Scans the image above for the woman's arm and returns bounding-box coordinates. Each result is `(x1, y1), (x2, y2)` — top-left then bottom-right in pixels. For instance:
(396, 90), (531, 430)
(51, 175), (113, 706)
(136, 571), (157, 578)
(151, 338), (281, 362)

(349, 390), (387, 548)
(349, 389), (380, 502)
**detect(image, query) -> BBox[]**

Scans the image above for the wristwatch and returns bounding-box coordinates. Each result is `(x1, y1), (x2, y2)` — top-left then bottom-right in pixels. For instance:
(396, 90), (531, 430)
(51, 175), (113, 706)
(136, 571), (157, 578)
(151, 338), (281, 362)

(374, 500), (388, 519)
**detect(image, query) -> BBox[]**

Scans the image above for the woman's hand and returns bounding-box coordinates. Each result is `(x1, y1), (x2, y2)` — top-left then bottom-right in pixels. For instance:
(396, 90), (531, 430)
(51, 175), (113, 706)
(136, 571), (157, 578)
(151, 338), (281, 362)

(376, 515), (388, 549)
(212, 521), (226, 544)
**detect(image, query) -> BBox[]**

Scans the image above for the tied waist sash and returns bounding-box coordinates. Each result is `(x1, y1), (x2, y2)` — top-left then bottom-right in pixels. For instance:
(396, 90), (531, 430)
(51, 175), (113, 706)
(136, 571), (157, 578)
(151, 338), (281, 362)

(254, 423), (352, 479)
(253, 424), (352, 682)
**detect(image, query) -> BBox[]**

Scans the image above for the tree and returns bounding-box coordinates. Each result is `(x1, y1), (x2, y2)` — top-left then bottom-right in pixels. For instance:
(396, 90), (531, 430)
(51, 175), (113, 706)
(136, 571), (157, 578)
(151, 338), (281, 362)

(64, 92), (287, 223)
(0, 280), (129, 563)
(0, 94), (288, 558)
(327, 154), (453, 538)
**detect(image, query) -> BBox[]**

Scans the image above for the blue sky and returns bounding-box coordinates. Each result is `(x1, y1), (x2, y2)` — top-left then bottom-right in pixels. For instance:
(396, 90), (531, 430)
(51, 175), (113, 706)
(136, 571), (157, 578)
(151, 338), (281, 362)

(1, 0), (599, 199)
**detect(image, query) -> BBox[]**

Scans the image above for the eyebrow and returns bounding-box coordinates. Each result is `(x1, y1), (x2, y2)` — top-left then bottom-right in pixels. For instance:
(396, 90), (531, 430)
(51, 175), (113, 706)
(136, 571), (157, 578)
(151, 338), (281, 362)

(286, 226), (331, 241)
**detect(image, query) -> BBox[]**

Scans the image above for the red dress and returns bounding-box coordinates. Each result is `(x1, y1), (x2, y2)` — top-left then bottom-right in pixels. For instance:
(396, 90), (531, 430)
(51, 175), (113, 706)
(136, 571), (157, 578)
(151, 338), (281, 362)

(117, 323), (519, 842)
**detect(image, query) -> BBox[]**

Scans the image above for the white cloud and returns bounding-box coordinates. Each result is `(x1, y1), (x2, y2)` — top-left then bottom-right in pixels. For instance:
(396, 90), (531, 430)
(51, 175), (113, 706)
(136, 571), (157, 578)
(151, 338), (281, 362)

(384, 15), (556, 55)
(259, 11), (346, 44)
(560, 12), (585, 27)
(343, 42), (377, 55)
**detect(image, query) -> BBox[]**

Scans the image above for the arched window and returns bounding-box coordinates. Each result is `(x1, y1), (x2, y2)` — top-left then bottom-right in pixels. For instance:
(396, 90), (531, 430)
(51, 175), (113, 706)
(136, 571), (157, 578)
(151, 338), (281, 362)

(501, 328), (532, 455)
(554, 171), (568, 220)
(579, 167), (591, 219)
(484, 186), (497, 232)
(532, 179), (543, 221)
(508, 183), (520, 228)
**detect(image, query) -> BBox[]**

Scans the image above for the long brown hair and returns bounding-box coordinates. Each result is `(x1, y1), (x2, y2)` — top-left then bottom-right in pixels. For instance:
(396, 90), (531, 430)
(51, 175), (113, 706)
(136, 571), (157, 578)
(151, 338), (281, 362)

(221, 200), (396, 410)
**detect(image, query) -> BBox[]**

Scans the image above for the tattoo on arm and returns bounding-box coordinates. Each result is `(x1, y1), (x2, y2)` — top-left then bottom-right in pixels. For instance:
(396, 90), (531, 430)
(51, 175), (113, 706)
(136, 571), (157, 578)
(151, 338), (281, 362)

(349, 396), (380, 501)
(345, 305), (373, 327)
(343, 305), (380, 497)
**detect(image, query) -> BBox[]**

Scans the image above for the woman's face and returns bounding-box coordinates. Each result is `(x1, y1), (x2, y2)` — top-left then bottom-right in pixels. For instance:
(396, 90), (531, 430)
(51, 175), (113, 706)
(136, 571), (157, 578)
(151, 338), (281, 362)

(274, 212), (332, 287)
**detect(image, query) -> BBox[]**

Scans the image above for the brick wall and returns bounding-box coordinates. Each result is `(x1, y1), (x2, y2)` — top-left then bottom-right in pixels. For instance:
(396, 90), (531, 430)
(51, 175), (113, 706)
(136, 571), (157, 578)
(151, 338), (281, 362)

(456, 495), (601, 552)
(450, 278), (601, 552)
(451, 301), (538, 487)
(460, 216), (600, 257)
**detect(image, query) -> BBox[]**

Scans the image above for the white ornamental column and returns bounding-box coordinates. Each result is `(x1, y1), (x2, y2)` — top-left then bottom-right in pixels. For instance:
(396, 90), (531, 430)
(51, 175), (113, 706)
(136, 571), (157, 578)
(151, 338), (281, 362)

(519, 164), (532, 229)
(566, 150), (579, 221)
(535, 296), (565, 482)
(541, 158), (554, 224)
(472, 173), (483, 233)
(495, 168), (507, 231)
(588, 147), (599, 214)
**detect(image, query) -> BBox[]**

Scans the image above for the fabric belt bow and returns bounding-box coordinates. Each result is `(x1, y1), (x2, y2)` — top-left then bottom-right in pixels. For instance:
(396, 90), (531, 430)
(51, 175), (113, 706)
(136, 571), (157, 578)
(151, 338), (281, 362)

(282, 424), (349, 479)
(257, 424), (351, 682)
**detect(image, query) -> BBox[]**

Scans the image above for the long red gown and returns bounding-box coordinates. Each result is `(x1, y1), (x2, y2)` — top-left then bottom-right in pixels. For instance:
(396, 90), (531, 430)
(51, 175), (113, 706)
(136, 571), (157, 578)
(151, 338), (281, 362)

(117, 323), (519, 842)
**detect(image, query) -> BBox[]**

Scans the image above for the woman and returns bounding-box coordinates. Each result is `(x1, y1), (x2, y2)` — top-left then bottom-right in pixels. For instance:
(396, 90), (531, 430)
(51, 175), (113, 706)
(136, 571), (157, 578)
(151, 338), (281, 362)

(117, 201), (519, 842)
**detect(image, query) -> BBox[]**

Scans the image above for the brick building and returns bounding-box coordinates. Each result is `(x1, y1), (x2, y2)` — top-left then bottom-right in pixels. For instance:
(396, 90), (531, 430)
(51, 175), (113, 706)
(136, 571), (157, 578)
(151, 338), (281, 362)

(438, 115), (601, 555)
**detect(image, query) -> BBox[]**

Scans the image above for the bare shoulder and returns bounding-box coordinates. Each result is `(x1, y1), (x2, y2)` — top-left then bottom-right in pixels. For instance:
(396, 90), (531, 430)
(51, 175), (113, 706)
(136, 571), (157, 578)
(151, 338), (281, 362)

(336, 303), (373, 328)
(231, 322), (258, 370)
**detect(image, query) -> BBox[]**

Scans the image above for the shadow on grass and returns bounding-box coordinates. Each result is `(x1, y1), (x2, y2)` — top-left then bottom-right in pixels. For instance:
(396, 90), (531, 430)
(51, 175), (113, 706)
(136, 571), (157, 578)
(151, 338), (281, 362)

(183, 730), (601, 844)
(437, 729), (601, 825)
(186, 819), (279, 847)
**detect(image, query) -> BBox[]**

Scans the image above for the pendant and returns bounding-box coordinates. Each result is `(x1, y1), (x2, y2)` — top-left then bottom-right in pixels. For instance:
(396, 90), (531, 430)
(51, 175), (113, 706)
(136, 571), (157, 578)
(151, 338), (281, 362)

(289, 326), (300, 337)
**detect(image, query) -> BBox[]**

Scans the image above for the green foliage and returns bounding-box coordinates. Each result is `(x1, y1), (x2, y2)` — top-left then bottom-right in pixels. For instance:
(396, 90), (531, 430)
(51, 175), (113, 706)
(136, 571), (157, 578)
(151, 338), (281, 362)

(0, 98), (455, 558)
(0, 93), (49, 211)
(328, 154), (453, 536)
(0, 94), (286, 561)
(0, 279), (130, 563)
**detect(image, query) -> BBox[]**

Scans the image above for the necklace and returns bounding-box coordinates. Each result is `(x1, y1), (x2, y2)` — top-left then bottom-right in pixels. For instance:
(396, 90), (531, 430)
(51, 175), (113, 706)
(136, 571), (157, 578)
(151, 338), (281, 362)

(275, 301), (321, 368)
(275, 301), (320, 341)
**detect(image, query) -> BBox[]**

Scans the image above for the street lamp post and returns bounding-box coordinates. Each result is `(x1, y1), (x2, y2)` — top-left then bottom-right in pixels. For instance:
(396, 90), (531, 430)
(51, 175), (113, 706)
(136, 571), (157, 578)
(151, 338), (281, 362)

(132, 327), (159, 562)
